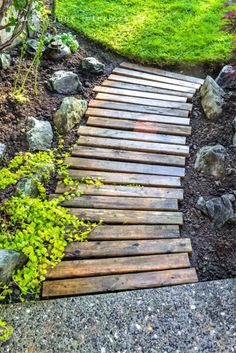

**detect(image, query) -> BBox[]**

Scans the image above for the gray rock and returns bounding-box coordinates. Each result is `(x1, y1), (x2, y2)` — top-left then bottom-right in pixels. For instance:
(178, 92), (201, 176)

(54, 97), (87, 134)
(80, 57), (105, 75)
(16, 177), (40, 197)
(47, 70), (82, 94)
(196, 194), (234, 229)
(216, 65), (236, 90)
(0, 250), (27, 284)
(26, 39), (45, 55)
(0, 53), (11, 69)
(26, 117), (53, 151)
(200, 76), (225, 120)
(44, 41), (71, 61)
(194, 144), (226, 177)
(232, 118), (236, 146)
(0, 143), (6, 161)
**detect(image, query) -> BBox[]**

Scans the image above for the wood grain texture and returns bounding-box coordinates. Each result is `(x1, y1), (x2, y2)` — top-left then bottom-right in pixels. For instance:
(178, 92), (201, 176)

(55, 184), (184, 200)
(46, 253), (191, 279)
(65, 239), (192, 259)
(88, 100), (190, 118)
(93, 86), (188, 102)
(59, 169), (182, 187)
(113, 67), (200, 89)
(42, 268), (198, 297)
(95, 92), (192, 111)
(69, 208), (183, 224)
(72, 146), (186, 167)
(65, 157), (185, 177)
(120, 62), (204, 85)
(77, 125), (187, 145)
(102, 80), (194, 98)
(77, 136), (189, 156)
(87, 116), (192, 136)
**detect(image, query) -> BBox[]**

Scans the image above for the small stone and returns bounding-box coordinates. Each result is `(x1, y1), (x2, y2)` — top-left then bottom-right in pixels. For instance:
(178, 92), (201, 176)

(54, 97), (87, 134)
(196, 196), (208, 216)
(47, 70), (82, 94)
(0, 250), (27, 284)
(194, 144), (226, 177)
(0, 53), (11, 69)
(0, 143), (6, 161)
(26, 39), (45, 56)
(44, 40), (71, 61)
(80, 57), (105, 75)
(216, 65), (236, 90)
(200, 76), (225, 120)
(16, 177), (40, 197)
(26, 117), (53, 151)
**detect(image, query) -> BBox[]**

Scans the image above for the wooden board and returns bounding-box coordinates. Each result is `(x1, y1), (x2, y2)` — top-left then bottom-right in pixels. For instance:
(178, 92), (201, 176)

(56, 195), (178, 211)
(87, 225), (180, 240)
(69, 209), (183, 225)
(42, 268), (198, 297)
(65, 157), (185, 177)
(86, 108), (190, 125)
(113, 67), (200, 89)
(87, 116), (192, 136)
(46, 253), (191, 279)
(102, 80), (194, 98)
(65, 239), (191, 259)
(72, 146), (186, 167)
(78, 125), (187, 145)
(108, 74), (196, 94)
(55, 184), (184, 201)
(89, 100), (190, 118)
(120, 62), (204, 85)
(95, 93), (192, 111)
(77, 136), (189, 156)
(93, 86), (188, 102)
(60, 170), (182, 187)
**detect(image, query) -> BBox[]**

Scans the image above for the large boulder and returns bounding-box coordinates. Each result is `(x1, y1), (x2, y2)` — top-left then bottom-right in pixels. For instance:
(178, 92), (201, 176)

(196, 194), (235, 229)
(194, 144), (226, 177)
(47, 70), (82, 94)
(0, 250), (27, 284)
(216, 65), (236, 90)
(0, 143), (6, 161)
(26, 117), (53, 151)
(80, 57), (105, 75)
(53, 97), (87, 134)
(0, 53), (11, 69)
(200, 76), (225, 120)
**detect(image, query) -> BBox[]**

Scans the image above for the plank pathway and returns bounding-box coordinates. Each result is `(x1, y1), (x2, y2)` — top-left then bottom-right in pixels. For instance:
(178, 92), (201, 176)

(43, 62), (203, 298)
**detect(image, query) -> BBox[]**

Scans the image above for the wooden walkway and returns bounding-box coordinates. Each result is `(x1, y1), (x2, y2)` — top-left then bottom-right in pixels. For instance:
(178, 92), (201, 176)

(43, 62), (203, 298)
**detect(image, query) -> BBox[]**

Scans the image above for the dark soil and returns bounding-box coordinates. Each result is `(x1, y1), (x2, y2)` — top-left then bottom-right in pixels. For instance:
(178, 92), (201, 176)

(181, 94), (236, 281)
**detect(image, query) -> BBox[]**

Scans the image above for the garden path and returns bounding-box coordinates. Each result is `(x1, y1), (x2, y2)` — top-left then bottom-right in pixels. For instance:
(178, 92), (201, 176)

(42, 62), (204, 298)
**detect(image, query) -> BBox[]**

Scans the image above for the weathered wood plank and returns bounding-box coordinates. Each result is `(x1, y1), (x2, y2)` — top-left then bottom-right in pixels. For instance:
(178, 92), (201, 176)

(55, 184), (184, 201)
(55, 195), (178, 211)
(77, 136), (189, 156)
(59, 170), (182, 187)
(46, 253), (191, 279)
(72, 146), (186, 167)
(102, 80), (194, 98)
(87, 225), (180, 240)
(120, 62), (204, 85)
(65, 157), (185, 177)
(65, 239), (191, 259)
(108, 74), (196, 94)
(78, 125), (186, 145)
(88, 100), (190, 118)
(69, 209), (183, 225)
(93, 86), (188, 102)
(87, 116), (192, 136)
(113, 67), (200, 89)
(42, 268), (198, 297)
(95, 93), (192, 111)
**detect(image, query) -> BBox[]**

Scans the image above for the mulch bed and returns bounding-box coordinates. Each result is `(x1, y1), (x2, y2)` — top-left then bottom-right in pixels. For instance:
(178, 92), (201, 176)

(0, 26), (235, 283)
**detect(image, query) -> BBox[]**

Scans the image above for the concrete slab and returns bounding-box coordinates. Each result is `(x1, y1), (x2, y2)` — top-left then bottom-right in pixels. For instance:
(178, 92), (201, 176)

(1, 279), (235, 353)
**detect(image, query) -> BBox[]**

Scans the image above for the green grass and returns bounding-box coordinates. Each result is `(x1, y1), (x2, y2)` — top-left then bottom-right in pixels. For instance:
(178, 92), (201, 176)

(55, 0), (236, 64)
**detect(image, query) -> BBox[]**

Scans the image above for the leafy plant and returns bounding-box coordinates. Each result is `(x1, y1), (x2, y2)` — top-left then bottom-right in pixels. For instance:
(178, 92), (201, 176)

(43, 32), (79, 53)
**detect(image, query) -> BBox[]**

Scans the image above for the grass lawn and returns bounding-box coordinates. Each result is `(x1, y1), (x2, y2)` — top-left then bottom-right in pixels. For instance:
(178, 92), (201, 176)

(55, 0), (236, 65)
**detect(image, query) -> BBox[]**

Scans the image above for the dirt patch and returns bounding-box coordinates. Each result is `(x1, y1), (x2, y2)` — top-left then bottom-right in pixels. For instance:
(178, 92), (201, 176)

(181, 94), (236, 281)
